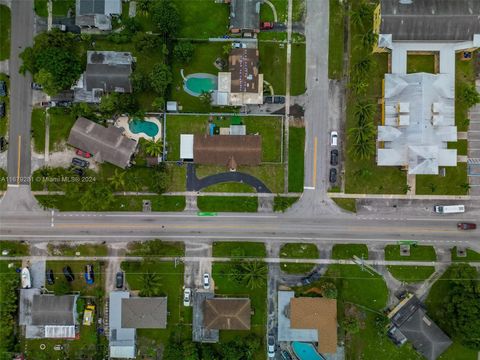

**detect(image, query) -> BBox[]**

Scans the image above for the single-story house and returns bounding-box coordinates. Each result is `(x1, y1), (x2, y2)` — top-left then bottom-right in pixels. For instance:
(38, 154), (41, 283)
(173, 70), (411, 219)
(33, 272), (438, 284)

(387, 294), (452, 360)
(277, 291), (338, 354)
(109, 291), (168, 359)
(74, 51), (134, 103)
(68, 117), (138, 168)
(194, 134), (262, 167)
(19, 292), (78, 339)
(75, 0), (122, 31)
(229, 0), (260, 35)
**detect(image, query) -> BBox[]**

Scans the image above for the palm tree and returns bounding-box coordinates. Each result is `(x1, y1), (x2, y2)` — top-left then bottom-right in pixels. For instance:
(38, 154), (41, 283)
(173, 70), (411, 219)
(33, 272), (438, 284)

(109, 169), (126, 191)
(349, 137), (376, 160)
(354, 101), (376, 123)
(199, 90), (212, 106)
(144, 138), (163, 157)
(239, 261), (268, 290)
(136, 0), (152, 15)
(348, 120), (375, 146)
(359, 31), (378, 50)
(140, 271), (162, 297)
(350, 2), (373, 29)
(349, 79), (368, 96)
(353, 56), (373, 79)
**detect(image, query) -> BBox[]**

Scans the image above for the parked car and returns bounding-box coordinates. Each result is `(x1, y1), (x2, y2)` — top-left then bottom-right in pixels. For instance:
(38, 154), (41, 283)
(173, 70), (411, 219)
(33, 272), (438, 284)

(46, 269), (55, 285)
(72, 157), (90, 168)
(261, 22), (274, 30)
(330, 149), (338, 166)
(56, 100), (72, 107)
(203, 273), (210, 289)
(72, 167), (85, 176)
(41, 101), (53, 107)
(267, 336), (275, 358)
(76, 149), (92, 158)
(0, 81), (6, 97)
(63, 266), (74, 282)
(281, 350), (293, 360)
(265, 96), (273, 104)
(457, 222), (476, 230)
(330, 131), (338, 147)
(84, 264), (94, 285)
(273, 96), (285, 104)
(116, 272), (124, 289)
(183, 287), (192, 306)
(329, 168), (337, 183)
(31, 82), (43, 90)
(232, 42), (246, 49)
(0, 102), (5, 118)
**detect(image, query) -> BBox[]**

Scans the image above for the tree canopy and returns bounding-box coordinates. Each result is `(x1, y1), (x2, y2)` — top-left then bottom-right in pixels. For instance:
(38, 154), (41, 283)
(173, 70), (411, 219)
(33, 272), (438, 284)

(152, 0), (180, 39)
(150, 63), (172, 96)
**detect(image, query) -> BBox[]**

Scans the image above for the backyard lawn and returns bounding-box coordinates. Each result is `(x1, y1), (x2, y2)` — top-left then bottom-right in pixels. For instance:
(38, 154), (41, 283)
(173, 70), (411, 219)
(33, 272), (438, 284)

(332, 244), (368, 260)
(291, 43), (306, 95)
(288, 126), (305, 192)
(0, 5), (10, 60)
(212, 241), (266, 258)
(197, 196), (258, 212)
(451, 247), (480, 262)
(328, 0), (344, 79)
(407, 54), (436, 74)
(387, 266), (435, 283)
(447, 139), (468, 156)
(259, 42), (287, 95)
(455, 52), (476, 132)
(280, 243), (318, 274)
(384, 245), (436, 261)
(416, 163), (469, 195)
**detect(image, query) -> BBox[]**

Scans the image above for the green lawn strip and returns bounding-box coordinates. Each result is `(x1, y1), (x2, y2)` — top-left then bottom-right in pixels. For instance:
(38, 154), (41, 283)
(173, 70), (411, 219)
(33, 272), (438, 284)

(328, 0), (344, 79)
(332, 244), (368, 260)
(288, 126), (305, 192)
(455, 53), (476, 132)
(52, 0), (75, 16)
(35, 195), (186, 212)
(451, 247), (480, 262)
(197, 196), (258, 212)
(166, 163), (186, 192)
(127, 239), (185, 257)
(280, 243), (318, 274)
(121, 261), (189, 349)
(415, 163), (468, 195)
(201, 182), (256, 193)
(273, 196), (299, 212)
(0, 5), (10, 60)
(259, 42), (286, 95)
(212, 241), (266, 258)
(384, 245), (436, 261)
(332, 198), (357, 213)
(447, 140), (468, 156)
(0, 240), (29, 256)
(258, 32), (288, 41)
(46, 260), (104, 296)
(31, 108), (46, 153)
(48, 108), (77, 151)
(387, 266), (435, 283)
(291, 43), (306, 95)
(292, 0), (305, 22)
(0, 73), (9, 137)
(407, 54), (435, 74)
(47, 243), (108, 256)
(34, 0), (48, 17)
(0, 261), (21, 357)
(0, 168), (7, 190)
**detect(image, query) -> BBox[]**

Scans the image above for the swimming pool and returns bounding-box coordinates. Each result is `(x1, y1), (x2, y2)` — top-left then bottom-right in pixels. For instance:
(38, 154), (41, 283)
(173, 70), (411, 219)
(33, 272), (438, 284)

(184, 73), (217, 96)
(291, 342), (325, 360)
(129, 119), (159, 138)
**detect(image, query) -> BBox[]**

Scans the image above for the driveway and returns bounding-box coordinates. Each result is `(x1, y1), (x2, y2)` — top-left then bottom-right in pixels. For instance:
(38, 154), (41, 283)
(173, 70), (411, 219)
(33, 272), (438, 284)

(184, 240), (213, 289)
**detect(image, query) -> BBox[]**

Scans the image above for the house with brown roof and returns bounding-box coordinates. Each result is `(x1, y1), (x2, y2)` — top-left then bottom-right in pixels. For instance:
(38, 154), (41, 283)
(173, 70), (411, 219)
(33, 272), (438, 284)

(194, 134), (262, 168)
(203, 298), (251, 330)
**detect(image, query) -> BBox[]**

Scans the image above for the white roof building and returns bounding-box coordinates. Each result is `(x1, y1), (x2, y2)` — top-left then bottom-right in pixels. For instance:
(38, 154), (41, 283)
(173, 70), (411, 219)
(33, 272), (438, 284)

(180, 134), (194, 160)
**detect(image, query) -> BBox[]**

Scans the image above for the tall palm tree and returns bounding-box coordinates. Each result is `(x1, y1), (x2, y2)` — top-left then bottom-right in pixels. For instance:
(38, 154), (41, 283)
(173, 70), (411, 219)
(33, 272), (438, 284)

(239, 261), (268, 290)
(350, 2), (373, 29)
(354, 101), (376, 123)
(353, 56), (373, 79)
(136, 0), (152, 15)
(140, 271), (162, 297)
(359, 31), (378, 50)
(144, 138), (163, 157)
(109, 169), (126, 191)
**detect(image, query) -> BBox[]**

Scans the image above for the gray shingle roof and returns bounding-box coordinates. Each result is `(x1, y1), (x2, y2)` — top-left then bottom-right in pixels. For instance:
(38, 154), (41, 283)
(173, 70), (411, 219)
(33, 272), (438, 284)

(121, 298), (168, 329)
(230, 0), (260, 31)
(31, 295), (77, 326)
(85, 51), (133, 93)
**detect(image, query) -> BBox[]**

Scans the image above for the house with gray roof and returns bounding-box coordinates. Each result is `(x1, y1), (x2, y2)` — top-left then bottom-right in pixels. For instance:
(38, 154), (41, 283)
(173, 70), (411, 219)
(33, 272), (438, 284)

(75, 0), (122, 31)
(229, 0), (260, 35)
(68, 117), (138, 168)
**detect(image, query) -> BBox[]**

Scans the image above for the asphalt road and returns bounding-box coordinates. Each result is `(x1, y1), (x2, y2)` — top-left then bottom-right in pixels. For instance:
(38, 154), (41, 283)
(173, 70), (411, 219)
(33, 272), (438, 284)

(6, 0), (34, 185)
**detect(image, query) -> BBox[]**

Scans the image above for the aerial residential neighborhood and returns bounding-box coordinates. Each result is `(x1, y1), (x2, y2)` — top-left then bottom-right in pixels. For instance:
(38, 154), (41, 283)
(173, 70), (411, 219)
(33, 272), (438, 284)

(0, 0), (479, 359)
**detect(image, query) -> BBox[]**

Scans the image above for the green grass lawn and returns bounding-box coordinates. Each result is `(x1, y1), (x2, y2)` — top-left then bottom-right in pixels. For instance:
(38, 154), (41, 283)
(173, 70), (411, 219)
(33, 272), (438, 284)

(259, 42), (287, 95)
(52, 0), (74, 16)
(384, 245), (436, 261)
(292, 0), (305, 21)
(260, 0), (287, 22)
(202, 182), (255, 193)
(0, 73), (9, 137)
(332, 244), (368, 260)
(438, 342), (478, 360)
(291, 43), (306, 95)
(0, 261), (21, 358)
(166, 163), (187, 192)
(451, 247), (480, 262)
(212, 241), (266, 258)
(332, 198), (357, 212)
(127, 239), (185, 257)
(407, 54), (436, 74)
(328, 0), (344, 79)
(46, 260), (104, 296)
(34, 0), (48, 17)
(288, 126), (305, 192)
(455, 53), (476, 132)
(280, 243), (318, 274)
(0, 168), (7, 190)
(47, 243), (108, 256)
(197, 196), (258, 212)
(273, 196), (299, 212)
(31, 108), (46, 153)
(31, 107), (76, 153)
(0, 5), (10, 61)
(387, 266), (435, 283)
(165, 115), (207, 160)
(447, 139), (468, 156)
(416, 163), (469, 195)
(0, 240), (29, 255)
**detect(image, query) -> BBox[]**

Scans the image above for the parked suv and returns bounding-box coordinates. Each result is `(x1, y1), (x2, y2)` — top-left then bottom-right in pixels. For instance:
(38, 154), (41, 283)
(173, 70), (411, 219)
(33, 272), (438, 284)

(84, 264), (94, 285)
(0, 81), (6, 97)
(0, 102), (5, 118)
(72, 157), (90, 168)
(46, 269), (55, 285)
(116, 272), (124, 288)
(329, 168), (337, 183)
(330, 149), (338, 166)
(63, 266), (74, 282)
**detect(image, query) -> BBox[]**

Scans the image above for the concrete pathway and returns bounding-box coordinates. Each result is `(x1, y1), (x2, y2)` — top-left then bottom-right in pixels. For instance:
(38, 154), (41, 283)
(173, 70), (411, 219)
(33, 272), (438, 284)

(283, 0), (293, 192)
(329, 192), (470, 200)
(406, 174), (416, 195)
(44, 110), (49, 163)
(258, 196), (274, 212)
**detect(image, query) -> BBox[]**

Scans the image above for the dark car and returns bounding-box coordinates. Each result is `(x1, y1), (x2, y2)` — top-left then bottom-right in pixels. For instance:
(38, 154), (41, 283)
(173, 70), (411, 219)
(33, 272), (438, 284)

(273, 96), (285, 104)
(116, 272), (124, 289)
(84, 264), (94, 285)
(57, 100), (72, 107)
(72, 167), (85, 176)
(457, 222), (476, 230)
(301, 276), (312, 285)
(0, 102), (5, 118)
(31, 82), (43, 90)
(329, 168), (337, 183)
(0, 81), (6, 97)
(265, 96), (273, 104)
(330, 149), (338, 166)
(72, 157), (90, 168)
(63, 266), (74, 282)
(46, 269), (55, 285)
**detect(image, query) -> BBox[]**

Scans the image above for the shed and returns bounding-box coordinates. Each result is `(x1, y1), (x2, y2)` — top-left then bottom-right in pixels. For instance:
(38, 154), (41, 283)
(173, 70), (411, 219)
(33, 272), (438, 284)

(166, 101), (178, 112)
(180, 134), (194, 160)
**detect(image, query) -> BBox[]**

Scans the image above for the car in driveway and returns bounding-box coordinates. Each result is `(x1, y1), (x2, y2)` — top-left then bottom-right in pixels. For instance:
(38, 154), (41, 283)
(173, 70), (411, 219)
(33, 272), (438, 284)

(330, 131), (338, 146)
(329, 168), (337, 183)
(457, 222), (476, 230)
(72, 167), (85, 176)
(76, 149), (92, 158)
(84, 264), (94, 285)
(72, 157), (90, 168)
(330, 149), (338, 166)
(183, 288), (192, 306)
(0, 81), (6, 97)
(203, 273), (210, 289)
(46, 269), (55, 285)
(267, 336), (275, 358)
(116, 272), (124, 288)
(0, 102), (5, 118)
(31, 82), (43, 90)
(63, 266), (74, 282)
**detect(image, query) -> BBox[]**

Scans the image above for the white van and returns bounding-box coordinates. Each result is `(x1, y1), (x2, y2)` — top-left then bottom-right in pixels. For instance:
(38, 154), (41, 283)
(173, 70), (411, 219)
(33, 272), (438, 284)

(434, 205), (465, 214)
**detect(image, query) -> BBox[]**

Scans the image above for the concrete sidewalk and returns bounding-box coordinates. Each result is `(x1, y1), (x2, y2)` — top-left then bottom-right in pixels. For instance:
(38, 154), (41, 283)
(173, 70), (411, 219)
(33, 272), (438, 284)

(328, 192), (471, 200)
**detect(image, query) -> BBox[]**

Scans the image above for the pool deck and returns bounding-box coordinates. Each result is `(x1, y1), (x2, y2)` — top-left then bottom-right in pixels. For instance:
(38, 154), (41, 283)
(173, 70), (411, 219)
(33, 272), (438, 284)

(115, 116), (163, 142)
